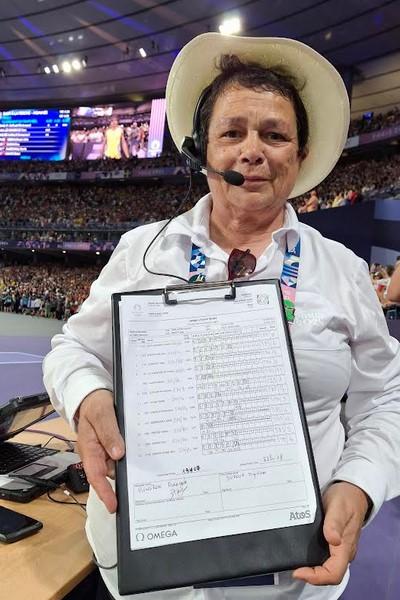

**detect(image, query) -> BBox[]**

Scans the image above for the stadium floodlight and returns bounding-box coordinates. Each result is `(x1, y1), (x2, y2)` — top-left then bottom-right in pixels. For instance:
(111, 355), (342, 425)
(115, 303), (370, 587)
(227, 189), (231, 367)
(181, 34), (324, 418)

(44, 66), (51, 74)
(72, 59), (81, 71)
(52, 64), (60, 73)
(95, 251), (101, 255)
(139, 47), (147, 58)
(82, 56), (88, 68)
(62, 60), (72, 73)
(219, 16), (241, 35)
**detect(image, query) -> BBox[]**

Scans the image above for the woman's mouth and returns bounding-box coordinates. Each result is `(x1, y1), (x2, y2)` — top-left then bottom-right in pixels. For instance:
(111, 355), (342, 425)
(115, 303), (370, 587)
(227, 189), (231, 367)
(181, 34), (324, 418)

(244, 176), (268, 182)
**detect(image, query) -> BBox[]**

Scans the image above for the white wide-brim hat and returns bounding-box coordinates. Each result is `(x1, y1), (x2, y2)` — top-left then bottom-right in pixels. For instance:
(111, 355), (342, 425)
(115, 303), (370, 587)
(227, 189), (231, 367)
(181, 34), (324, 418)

(166, 33), (350, 199)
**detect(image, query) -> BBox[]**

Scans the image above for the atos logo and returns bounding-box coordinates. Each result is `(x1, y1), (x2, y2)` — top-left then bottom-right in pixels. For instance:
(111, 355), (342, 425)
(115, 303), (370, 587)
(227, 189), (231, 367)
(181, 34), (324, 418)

(290, 510), (311, 521)
(136, 529), (178, 542)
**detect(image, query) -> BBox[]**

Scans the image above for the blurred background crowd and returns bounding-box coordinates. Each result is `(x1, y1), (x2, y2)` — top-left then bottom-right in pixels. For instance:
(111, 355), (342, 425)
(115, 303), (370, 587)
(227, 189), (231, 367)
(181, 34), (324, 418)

(0, 107), (399, 321)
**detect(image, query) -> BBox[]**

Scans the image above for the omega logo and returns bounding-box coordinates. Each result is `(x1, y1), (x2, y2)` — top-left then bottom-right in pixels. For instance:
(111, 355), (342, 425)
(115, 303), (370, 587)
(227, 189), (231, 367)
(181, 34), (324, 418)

(136, 529), (178, 542)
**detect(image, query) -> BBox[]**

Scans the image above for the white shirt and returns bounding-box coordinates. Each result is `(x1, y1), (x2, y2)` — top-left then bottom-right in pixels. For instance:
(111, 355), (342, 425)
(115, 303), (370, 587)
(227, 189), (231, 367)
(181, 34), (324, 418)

(43, 194), (400, 600)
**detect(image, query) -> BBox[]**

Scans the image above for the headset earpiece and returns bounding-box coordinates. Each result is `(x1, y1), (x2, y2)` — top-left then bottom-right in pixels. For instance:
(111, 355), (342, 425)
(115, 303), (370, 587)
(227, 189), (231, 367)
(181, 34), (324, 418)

(181, 137), (202, 172)
(180, 84), (212, 168)
(191, 128), (202, 161)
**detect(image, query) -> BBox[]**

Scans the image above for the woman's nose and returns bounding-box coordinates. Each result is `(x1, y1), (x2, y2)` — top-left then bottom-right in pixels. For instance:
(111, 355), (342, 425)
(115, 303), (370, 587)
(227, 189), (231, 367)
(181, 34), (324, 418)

(239, 133), (265, 165)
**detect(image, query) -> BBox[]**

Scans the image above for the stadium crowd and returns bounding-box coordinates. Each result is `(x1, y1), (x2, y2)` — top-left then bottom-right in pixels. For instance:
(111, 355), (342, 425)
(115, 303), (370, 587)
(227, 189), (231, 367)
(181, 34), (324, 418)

(0, 182), (206, 231)
(0, 263), (100, 320)
(1, 259), (398, 322)
(0, 153), (399, 241)
(348, 106), (400, 136)
(0, 150), (181, 175)
(291, 152), (400, 212)
(0, 106), (399, 321)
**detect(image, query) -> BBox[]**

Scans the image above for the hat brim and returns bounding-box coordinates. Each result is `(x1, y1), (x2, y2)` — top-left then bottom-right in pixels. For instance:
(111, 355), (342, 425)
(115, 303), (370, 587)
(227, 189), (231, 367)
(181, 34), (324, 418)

(166, 33), (350, 199)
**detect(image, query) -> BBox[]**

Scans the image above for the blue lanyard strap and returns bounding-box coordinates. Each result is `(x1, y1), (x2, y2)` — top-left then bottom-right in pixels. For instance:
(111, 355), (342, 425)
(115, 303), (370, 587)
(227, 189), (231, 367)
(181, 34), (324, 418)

(189, 243), (207, 283)
(280, 239), (300, 323)
(189, 238), (301, 323)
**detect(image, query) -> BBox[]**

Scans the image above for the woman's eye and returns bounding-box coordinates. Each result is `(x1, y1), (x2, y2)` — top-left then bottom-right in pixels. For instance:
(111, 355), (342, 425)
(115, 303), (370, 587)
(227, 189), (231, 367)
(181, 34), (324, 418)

(222, 130), (240, 138)
(266, 132), (286, 141)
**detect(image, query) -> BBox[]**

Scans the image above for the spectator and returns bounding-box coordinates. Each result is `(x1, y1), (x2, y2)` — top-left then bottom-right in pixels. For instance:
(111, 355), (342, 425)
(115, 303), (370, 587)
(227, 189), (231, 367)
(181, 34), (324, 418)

(305, 190), (319, 212)
(387, 263), (400, 304)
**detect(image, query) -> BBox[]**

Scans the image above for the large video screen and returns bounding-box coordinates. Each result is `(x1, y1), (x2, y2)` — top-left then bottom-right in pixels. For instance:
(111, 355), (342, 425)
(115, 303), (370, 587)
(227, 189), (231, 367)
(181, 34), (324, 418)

(68, 98), (166, 160)
(0, 108), (70, 160)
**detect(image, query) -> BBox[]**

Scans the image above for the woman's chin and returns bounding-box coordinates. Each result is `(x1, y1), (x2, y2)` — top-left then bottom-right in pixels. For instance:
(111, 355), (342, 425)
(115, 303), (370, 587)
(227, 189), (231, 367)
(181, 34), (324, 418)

(228, 188), (283, 212)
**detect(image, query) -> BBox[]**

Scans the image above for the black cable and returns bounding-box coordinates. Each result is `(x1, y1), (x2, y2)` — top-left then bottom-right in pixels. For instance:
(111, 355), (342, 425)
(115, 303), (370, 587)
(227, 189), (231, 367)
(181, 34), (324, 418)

(46, 489), (87, 512)
(46, 486), (116, 569)
(25, 428), (77, 451)
(92, 553), (118, 570)
(41, 435), (75, 451)
(142, 171), (193, 284)
(41, 436), (57, 449)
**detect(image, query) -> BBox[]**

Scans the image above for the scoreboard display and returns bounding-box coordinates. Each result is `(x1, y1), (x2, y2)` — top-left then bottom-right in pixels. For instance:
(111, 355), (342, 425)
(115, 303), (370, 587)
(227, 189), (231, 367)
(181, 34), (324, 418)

(0, 108), (71, 160)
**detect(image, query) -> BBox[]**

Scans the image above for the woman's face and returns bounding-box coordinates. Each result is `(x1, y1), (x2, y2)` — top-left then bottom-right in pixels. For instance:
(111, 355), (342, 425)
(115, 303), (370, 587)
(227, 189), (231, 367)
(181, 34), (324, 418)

(206, 85), (305, 213)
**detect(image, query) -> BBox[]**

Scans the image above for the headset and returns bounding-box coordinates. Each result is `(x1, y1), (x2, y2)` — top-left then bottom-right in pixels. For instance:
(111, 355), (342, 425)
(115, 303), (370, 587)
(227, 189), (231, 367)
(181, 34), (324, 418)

(180, 85), (211, 171)
(180, 85), (244, 187)
(142, 83), (244, 282)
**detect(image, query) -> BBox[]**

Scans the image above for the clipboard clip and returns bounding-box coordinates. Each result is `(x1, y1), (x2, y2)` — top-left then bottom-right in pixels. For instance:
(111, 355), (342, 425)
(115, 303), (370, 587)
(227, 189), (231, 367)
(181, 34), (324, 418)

(163, 281), (236, 305)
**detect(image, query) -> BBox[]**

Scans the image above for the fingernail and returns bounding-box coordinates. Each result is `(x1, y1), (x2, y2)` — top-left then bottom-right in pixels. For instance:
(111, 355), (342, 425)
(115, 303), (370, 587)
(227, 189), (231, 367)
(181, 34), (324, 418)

(111, 446), (120, 459)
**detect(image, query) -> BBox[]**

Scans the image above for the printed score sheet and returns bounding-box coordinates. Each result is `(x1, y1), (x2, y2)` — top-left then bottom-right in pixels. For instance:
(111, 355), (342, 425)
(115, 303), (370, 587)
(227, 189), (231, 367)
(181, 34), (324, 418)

(118, 282), (317, 551)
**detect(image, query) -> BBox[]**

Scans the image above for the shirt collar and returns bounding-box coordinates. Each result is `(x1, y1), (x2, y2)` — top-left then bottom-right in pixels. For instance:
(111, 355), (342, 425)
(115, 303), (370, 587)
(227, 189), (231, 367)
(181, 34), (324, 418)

(272, 202), (300, 253)
(165, 192), (300, 251)
(164, 194), (211, 245)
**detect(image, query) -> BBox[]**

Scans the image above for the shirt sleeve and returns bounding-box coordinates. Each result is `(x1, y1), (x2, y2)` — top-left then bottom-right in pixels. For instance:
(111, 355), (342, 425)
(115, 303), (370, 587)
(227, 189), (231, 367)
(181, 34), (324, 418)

(42, 234), (130, 430)
(330, 260), (400, 521)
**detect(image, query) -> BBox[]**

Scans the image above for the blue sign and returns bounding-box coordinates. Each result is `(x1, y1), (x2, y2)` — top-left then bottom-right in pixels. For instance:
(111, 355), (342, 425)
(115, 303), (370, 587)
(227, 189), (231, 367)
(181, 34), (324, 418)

(0, 108), (71, 161)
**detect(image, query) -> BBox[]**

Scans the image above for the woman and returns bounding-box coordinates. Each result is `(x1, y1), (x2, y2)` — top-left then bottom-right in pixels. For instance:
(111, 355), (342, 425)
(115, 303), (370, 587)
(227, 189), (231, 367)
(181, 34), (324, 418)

(387, 262), (400, 304)
(43, 34), (400, 600)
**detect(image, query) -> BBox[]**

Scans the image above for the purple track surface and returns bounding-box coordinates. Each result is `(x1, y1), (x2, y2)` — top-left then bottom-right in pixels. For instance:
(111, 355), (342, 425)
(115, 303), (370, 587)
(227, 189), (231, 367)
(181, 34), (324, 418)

(0, 335), (51, 404)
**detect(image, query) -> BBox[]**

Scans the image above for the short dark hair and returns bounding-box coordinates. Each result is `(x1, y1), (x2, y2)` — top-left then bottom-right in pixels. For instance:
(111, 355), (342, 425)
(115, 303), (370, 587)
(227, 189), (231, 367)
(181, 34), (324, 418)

(198, 54), (309, 159)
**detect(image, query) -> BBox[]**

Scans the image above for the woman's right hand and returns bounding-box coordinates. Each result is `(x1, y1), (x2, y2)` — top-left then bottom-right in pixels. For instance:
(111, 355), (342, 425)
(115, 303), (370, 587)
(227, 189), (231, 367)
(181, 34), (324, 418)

(77, 389), (125, 513)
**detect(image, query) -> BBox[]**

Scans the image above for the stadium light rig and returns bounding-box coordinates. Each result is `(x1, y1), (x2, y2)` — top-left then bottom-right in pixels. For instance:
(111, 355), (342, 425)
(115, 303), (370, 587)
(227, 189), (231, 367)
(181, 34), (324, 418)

(42, 57), (88, 74)
(72, 59), (82, 71)
(219, 17), (241, 35)
(62, 60), (72, 73)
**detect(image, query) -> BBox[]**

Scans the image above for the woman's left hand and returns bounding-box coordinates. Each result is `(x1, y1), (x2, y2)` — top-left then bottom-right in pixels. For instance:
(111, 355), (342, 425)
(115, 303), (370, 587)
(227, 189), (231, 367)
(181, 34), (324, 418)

(292, 481), (370, 586)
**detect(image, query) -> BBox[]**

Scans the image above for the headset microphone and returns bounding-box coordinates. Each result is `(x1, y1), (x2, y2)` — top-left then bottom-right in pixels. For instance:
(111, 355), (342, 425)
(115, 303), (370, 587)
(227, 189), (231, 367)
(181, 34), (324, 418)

(213, 168), (245, 187)
(181, 137), (245, 187)
(142, 136), (244, 283)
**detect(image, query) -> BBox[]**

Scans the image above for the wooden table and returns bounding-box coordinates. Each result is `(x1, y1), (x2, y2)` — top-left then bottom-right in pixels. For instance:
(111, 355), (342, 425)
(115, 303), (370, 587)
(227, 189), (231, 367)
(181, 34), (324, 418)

(0, 418), (94, 600)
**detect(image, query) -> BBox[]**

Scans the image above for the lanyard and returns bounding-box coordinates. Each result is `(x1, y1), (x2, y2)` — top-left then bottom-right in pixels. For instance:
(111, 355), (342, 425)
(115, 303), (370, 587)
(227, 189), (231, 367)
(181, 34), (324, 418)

(189, 238), (301, 323)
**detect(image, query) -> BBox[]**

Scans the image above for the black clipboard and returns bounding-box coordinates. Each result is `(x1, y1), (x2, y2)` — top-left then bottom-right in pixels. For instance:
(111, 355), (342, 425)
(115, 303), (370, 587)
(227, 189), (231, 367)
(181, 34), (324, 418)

(112, 279), (328, 595)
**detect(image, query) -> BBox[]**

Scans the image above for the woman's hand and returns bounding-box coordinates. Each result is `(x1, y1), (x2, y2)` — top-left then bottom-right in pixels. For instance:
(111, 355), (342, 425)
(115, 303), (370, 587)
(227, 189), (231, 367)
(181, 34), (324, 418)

(76, 389), (125, 513)
(293, 481), (370, 586)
